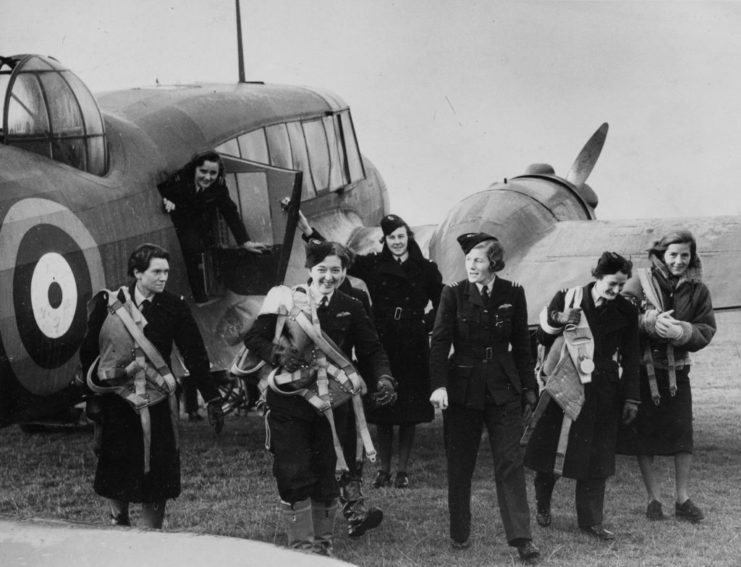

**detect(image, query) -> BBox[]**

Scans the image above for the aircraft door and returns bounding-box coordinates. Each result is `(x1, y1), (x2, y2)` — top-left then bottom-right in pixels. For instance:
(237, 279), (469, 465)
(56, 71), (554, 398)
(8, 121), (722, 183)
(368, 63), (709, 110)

(217, 155), (302, 295)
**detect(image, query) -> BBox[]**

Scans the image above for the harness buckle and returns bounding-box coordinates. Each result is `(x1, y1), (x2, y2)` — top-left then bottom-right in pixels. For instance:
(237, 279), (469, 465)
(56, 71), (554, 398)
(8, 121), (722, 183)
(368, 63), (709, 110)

(394, 307), (402, 320)
(485, 347), (493, 360)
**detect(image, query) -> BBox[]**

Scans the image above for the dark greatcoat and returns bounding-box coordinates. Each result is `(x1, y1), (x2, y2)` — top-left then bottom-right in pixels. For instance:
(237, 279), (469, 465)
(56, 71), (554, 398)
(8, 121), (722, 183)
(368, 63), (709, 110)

(349, 242), (443, 424)
(81, 286), (217, 502)
(524, 283), (640, 480)
(243, 287), (391, 503)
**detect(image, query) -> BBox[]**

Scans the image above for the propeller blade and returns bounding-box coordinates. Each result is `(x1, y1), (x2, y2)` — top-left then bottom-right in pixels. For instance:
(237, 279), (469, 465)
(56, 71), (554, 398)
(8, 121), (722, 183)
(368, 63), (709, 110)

(565, 122), (609, 187)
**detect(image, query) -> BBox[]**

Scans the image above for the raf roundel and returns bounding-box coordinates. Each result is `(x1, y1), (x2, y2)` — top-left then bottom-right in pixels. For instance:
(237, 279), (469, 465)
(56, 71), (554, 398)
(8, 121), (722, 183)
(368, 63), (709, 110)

(0, 198), (105, 395)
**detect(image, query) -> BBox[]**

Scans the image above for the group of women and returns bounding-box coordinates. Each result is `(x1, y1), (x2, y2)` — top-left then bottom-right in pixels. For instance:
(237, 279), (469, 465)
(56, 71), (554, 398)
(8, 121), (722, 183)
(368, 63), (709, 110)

(84, 149), (716, 560)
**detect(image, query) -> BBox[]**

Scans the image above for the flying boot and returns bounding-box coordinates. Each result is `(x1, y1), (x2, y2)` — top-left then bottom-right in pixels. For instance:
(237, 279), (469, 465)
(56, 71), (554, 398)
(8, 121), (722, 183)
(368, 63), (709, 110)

(339, 472), (383, 537)
(280, 498), (314, 552)
(311, 499), (338, 556)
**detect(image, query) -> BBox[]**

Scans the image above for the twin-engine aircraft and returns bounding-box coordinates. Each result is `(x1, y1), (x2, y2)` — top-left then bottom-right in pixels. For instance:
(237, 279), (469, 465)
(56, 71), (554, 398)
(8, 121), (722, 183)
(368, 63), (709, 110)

(1, 53), (740, 428)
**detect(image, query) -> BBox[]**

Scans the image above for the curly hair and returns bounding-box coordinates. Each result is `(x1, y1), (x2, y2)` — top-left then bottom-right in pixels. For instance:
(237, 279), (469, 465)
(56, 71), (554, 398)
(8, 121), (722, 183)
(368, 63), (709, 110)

(648, 229), (700, 269)
(128, 243), (170, 277)
(591, 251), (632, 279)
(470, 239), (505, 273)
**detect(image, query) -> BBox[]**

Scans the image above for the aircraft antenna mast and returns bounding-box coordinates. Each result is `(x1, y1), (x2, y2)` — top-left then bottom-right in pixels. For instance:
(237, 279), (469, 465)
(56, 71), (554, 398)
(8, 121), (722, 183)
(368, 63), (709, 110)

(235, 0), (246, 83)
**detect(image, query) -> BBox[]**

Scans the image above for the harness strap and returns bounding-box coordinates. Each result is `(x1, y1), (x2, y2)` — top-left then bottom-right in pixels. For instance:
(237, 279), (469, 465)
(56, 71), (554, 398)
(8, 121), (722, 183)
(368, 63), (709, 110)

(520, 390), (552, 447)
(554, 416), (573, 477)
(644, 344), (661, 405)
(667, 346), (678, 397)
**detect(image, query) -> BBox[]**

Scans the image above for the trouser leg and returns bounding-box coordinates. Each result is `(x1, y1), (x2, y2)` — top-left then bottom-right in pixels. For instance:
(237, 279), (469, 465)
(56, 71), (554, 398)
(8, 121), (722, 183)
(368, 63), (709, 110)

(141, 500), (167, 529)
(108, 499), (130, 526)
(444, 405), (483, 544)
(576, 478), (606, 528)
(534, 471), (557, 513)
(486, 400), (532, 545)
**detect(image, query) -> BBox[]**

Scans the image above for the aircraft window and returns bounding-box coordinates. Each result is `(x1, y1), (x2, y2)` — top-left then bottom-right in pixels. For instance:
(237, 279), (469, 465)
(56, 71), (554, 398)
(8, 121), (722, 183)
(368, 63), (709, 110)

(86, 137), (107, 176)
(339, 110), (365, 182)
(303, 119), (330, 192)
(6, 73), (50, 136)
(22, 56), (56, 71)
(238, 129), (268, 163)
(323, 115), (345, 191)
(286, 121), (316, 199)
(215, 138), (239, 156)
(38, 72), (84, 136)
(52, 138), (86, 171)
(62, 71), (104, 135)
(266, 123), (293, 169)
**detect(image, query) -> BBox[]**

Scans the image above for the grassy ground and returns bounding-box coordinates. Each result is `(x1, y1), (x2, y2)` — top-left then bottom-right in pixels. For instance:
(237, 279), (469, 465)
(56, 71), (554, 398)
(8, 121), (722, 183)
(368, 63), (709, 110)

(2, 312), (740, 566)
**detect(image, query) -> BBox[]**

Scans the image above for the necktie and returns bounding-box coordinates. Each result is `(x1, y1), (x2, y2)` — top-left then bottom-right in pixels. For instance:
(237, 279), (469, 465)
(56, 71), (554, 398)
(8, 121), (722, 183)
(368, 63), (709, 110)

(318, 297), (328, 310)
(139, 300), (152, 318)
(481, 285), (489, 303)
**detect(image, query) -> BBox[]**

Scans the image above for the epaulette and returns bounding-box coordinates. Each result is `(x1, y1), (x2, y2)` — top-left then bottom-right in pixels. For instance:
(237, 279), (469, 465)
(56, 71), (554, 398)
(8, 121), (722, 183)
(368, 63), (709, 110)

(449, 281), (461, 287)
(512, 281), (522, 288)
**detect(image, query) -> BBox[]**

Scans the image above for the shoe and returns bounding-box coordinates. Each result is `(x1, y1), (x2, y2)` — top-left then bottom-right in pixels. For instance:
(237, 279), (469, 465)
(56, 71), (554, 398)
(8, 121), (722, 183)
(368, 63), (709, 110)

(450, 538), (470, 550)
(372, 470), (392, 489)
(646, 499), (665, 521)
(536, 507), (551, 527)
(580, 524), (615, 541)
(394, 471), (409, 488)
(348, 507), (383, 538)
(517, 541), (541, 562)
(675, 498), (704, 523)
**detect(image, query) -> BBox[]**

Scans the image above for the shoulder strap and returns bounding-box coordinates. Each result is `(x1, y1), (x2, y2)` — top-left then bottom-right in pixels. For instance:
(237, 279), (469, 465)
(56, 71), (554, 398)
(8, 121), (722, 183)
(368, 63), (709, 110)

(637, 268), (664, 311)
(565, 286), (582, 309)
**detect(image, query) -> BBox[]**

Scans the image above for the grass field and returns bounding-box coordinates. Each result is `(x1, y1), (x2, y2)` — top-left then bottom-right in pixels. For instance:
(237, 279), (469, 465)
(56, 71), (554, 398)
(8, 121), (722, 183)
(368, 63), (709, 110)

(2, 312), (740, 566)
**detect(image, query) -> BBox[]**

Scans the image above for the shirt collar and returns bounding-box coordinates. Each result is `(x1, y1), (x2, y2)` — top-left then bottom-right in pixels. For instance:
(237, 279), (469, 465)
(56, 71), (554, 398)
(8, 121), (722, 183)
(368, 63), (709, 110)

(311, 290), (333, 306)
(475, 276), (496, 293)
(590, 285), (605, 307)
(134, 285), (154, 307)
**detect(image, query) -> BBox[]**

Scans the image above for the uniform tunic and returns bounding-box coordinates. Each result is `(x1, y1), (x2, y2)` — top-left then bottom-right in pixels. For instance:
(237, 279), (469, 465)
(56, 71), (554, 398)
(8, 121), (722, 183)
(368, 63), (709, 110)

(524, 283), (640, 480)
(80, 286), (218, 502)
(617, 260), (716, 455)
(243, 287), (391, 504)
(429, 277), (535, 545)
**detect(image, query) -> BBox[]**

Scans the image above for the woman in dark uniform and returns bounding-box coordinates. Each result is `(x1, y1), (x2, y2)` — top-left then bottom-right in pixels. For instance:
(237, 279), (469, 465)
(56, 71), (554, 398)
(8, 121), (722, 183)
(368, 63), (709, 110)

(524, 252), (640, 541)
(243, 241), (393, 555)
(81, 244), (221, 528)
(429, 232), (539, 562)
(618, 230), (716, 523)
(298, 213), (442, 489)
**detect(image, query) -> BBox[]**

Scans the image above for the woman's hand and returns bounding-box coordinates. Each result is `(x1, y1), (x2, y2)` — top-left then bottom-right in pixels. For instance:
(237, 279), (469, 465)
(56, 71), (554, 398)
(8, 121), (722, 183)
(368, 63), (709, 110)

(163, 198), (176, 213)
(430, 387), (448, 410)
(552, 307), (581, 326)
(622, 401), (639, 424)
(655, 310), (682, 340)
(242, 241), (270, 254)
(296, 211), (313, 237)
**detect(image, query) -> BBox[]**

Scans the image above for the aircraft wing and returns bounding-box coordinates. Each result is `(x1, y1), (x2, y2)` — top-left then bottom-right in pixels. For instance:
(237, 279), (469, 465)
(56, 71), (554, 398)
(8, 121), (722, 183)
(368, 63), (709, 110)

(497, 216), (741, 325)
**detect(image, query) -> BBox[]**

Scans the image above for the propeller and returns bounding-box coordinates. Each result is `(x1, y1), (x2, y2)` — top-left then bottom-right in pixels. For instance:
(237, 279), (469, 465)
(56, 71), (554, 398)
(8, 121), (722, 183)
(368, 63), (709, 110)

(565, 122), (609, 187)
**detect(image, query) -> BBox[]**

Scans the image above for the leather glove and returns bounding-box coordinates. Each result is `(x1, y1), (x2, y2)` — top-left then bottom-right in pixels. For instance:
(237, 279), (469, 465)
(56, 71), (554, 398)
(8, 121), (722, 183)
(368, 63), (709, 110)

(622, 401), (639, 425)
(429, 387), (448, 410)
(552, 307), (582, 326)
(272, 345), (303, 372)
(372, 376), (398, 408)
(522, 389), (537, 414)
(207, 400), (225, 434)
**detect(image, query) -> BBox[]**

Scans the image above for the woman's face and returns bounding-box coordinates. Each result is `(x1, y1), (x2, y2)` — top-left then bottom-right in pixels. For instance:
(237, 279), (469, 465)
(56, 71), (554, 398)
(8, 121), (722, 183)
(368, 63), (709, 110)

(194, 159), (220, 191)
(135, 257), (169, 297)
(594, 271), (628, 302)
(309, 255), (345, 296)
(663, 243), (692, 277)
(465, 247), (493, 284)
(386, 226), (409, 257)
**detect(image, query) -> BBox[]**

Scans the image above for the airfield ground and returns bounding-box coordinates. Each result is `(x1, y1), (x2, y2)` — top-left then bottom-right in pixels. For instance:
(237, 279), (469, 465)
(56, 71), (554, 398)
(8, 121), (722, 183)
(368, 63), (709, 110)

(1, 312), (740, 566)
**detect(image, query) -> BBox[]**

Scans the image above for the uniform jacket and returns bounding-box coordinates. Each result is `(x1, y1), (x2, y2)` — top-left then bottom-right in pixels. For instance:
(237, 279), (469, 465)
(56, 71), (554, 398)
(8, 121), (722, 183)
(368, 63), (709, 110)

(524, 283), (640, 479)
(243, 287), (392, 420)
(159, 176), (249, 245)
(429, 277), (536, 410)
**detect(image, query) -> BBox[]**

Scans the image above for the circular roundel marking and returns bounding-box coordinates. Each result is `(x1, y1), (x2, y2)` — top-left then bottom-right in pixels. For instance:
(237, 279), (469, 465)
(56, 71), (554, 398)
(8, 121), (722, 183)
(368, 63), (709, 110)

(0, 198), (105, 394)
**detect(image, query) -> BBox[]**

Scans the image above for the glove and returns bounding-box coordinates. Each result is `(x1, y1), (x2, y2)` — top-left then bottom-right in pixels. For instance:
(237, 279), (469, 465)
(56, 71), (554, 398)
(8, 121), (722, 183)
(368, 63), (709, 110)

(655, 312), (683, 341)
(207, 400), (225, 434)
(622, 401), (639, 425)
(372, 376), (398, 408)
(429, 387), (448, 410)
(552, 307), (581, 326)
(522, 389), (537, 415)
(272, 345), (303, 372)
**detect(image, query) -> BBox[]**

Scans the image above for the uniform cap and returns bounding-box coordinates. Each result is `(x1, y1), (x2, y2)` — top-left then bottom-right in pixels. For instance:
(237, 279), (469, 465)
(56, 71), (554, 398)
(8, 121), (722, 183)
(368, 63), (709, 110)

(380, 214), (408, 236)
(457, 232), (499, 255)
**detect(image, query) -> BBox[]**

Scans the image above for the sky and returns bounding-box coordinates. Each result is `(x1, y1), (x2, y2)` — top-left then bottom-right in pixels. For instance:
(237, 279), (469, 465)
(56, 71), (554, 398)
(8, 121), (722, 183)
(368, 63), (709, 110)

(2, 0), (741, 225)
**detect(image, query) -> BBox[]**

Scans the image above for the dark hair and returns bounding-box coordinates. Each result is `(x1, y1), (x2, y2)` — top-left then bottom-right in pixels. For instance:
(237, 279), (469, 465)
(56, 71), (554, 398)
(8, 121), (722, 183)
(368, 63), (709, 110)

(128, 243), (170, 277)
(591, 251), (632, 279)
(471, 239), (506, 273)
(305, 241), (353, 269)
(648, 229), (699, 269)
(186, 150), (225, 185)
